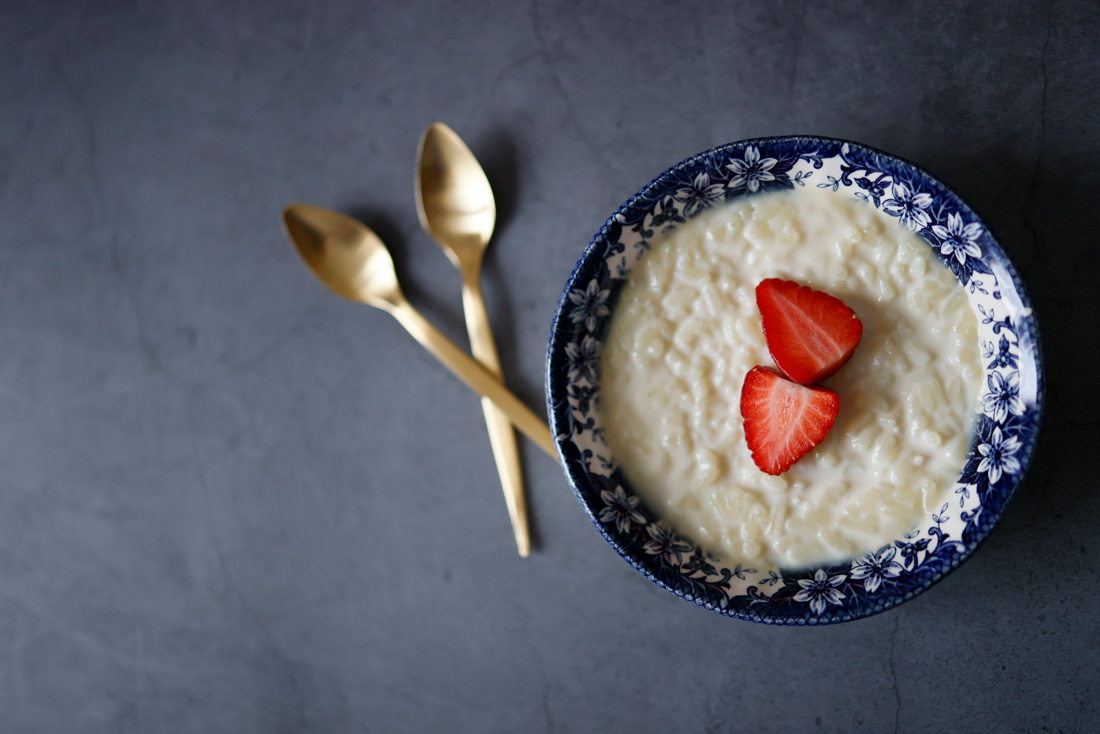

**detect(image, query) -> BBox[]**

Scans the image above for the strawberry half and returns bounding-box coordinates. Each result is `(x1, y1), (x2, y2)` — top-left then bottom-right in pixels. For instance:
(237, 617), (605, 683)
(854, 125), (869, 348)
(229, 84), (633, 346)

(740, 366), (840, 476)
(755, 278), (863, 384)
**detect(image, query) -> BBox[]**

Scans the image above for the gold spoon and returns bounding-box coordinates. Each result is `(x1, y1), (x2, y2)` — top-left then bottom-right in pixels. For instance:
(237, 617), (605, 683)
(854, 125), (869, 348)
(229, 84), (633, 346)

(415, 122), (531, 557)
(282, 204), (557, 461)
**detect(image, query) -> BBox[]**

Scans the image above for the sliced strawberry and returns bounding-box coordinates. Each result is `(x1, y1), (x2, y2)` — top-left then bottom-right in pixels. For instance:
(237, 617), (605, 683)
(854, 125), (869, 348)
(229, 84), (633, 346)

(756, 278), (863, 384)
(740, 366), (840, 476)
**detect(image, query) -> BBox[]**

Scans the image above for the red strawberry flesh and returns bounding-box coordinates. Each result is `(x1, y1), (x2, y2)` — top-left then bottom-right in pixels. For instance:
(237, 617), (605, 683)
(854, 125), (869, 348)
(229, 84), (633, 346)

(740, 366), (840, 476)
(756, 278), (863, 384)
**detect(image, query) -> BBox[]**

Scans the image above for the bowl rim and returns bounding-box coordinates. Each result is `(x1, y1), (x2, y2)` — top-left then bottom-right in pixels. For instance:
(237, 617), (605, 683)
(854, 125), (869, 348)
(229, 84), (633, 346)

(546, 135), (1045, 624)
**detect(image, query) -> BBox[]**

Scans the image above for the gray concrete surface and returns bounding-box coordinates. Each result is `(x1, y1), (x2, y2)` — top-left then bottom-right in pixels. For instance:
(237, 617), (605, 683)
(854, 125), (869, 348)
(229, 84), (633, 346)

(1, 1), (1097, 732)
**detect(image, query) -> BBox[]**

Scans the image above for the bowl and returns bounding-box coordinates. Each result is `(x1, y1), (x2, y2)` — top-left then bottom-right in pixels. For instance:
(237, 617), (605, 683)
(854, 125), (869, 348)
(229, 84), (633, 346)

(546, 136), (1043, 624)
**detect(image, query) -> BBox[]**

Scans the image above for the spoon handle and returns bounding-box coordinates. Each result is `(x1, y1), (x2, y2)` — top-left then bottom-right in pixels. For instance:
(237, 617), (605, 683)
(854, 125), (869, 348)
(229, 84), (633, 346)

(388, 300), (557, 459)
(460, 277), (531, 556)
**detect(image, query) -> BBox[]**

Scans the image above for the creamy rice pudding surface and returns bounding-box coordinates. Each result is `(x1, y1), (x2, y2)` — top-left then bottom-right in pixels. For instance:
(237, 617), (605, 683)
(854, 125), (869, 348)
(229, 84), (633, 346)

(600, 188), (982, 569)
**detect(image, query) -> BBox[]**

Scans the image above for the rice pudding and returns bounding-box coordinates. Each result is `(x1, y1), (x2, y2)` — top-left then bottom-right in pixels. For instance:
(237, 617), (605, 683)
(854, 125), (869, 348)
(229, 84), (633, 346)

(600, 187), (982, 569)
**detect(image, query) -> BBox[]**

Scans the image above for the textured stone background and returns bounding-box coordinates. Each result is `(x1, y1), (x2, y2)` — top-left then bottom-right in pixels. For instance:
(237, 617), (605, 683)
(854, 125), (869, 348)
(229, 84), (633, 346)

(1, 1), (1097, 732)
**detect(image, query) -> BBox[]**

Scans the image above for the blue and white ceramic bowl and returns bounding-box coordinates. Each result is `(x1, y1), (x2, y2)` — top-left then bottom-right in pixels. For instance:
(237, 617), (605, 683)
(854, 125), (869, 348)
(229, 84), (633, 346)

(546, 137), (1043, 624)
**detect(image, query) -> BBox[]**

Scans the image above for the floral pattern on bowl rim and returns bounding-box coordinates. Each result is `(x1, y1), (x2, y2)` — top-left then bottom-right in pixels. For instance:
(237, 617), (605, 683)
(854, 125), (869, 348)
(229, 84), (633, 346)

(546, 136), (1044, 625)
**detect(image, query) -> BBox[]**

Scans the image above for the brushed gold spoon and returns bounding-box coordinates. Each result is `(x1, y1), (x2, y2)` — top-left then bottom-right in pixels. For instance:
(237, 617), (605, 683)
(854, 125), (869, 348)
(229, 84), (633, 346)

(415, 122), (531, 557)
(282, 203), (556, 460)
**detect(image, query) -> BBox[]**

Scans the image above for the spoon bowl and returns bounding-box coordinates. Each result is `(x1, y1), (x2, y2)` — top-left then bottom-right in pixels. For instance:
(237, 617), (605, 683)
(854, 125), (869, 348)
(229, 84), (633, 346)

(416, 122), (496, 272)
(283, 204), (401, 309)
